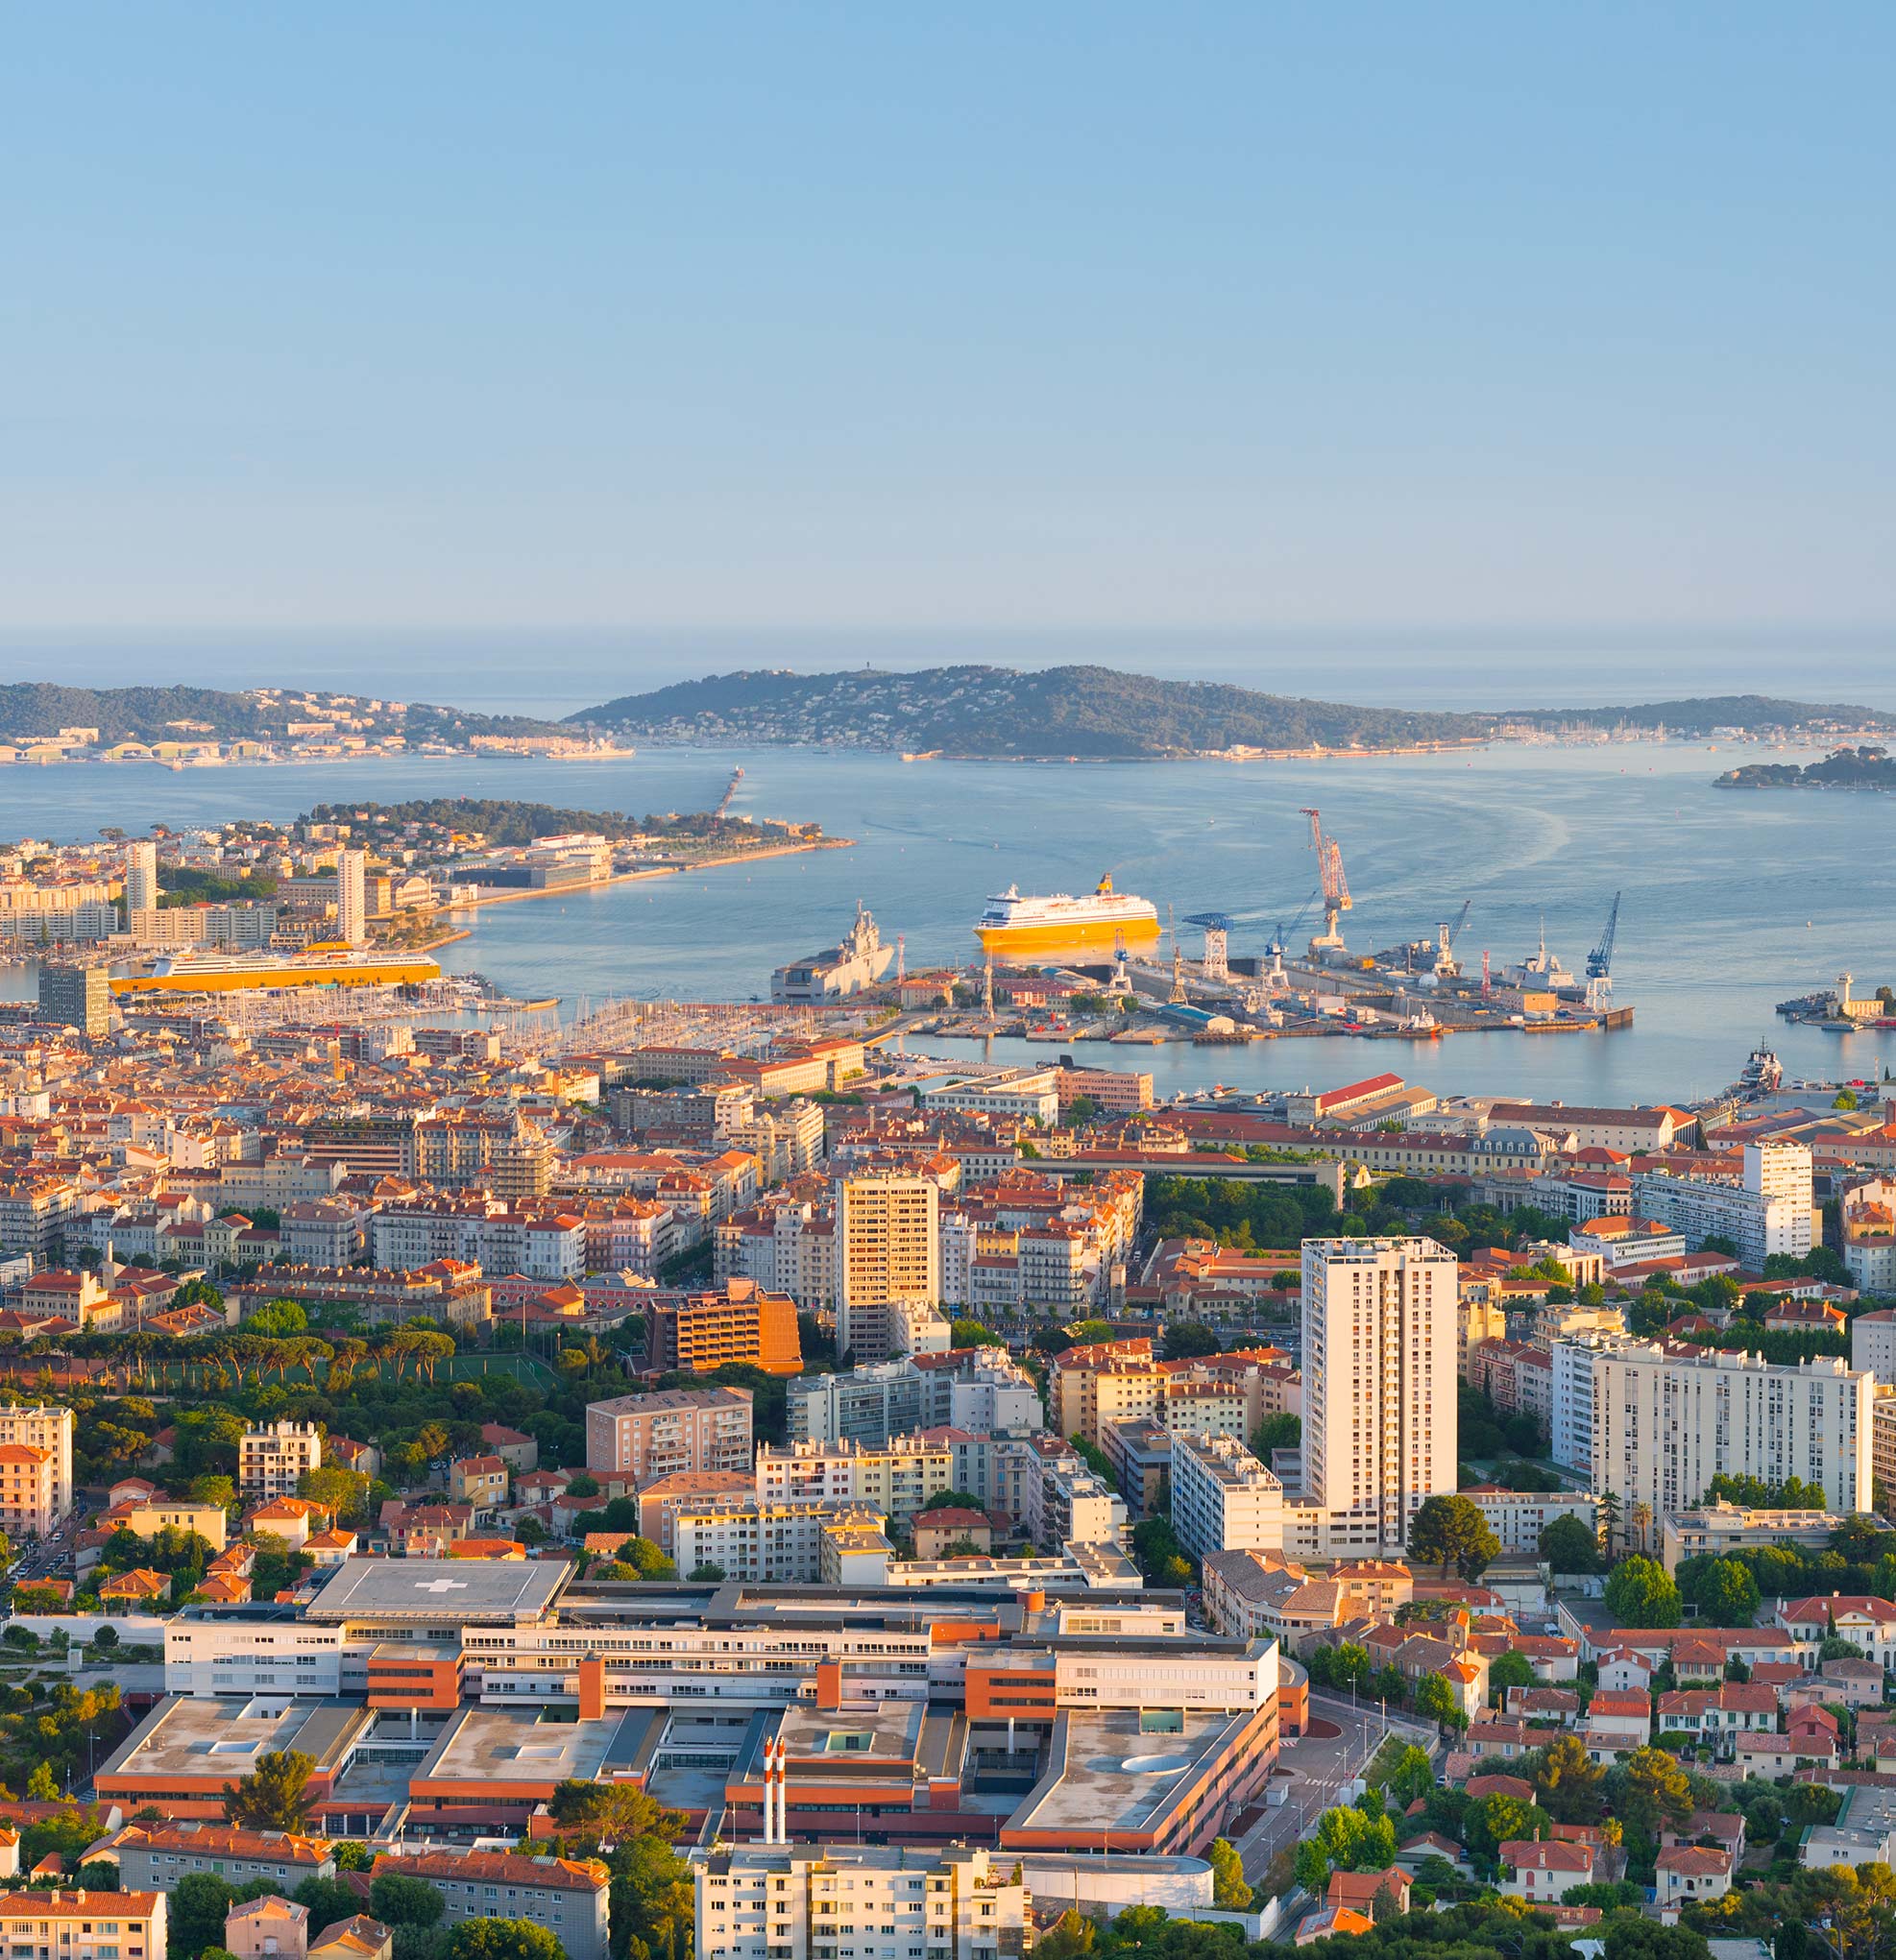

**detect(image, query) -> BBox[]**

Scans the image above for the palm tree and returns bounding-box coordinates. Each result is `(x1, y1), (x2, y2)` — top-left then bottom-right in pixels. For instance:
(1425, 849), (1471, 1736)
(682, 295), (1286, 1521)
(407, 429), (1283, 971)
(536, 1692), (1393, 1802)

(1628, 1500), (1653, 1557)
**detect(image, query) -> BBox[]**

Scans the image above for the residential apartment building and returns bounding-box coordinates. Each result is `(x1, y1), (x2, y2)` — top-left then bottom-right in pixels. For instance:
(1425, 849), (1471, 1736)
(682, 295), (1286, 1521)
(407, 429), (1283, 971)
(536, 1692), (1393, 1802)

(644, 1280), (803, 1377)
(1854, 1308), (1896, 1389)
(0, 1405), (75, 1523)
(672, 1497), (890, 1584)
(0, 1441), (60, 1540)
(584, 1387), (755, 1485)
(0, 1893), (165, 1960)
(240, 1421), (324, 1500)
(1301, 1238), (1458, 1551)
(1590, 1343), (1873, 1518)
(693, 1844), (1028, 1960)
(834, 1174), (940, 1362)
(1169, 1433), (1285, 1563)
(1630, 1143), (1815, 1270)
(788, 1354), (1043, 1447)
(368, 1851), (608, 1960)
(755, 1439), (959, 1526)
(335, 849), (366, 946)
(97, 1821), (334, 1894)
(1661, 1502), (1843, 1575)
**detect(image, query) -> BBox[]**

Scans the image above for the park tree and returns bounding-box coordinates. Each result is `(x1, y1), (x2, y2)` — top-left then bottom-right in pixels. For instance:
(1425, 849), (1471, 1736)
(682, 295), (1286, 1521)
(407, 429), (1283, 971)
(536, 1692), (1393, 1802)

(1207, 1837), (1251, 1909)
(1407, 1494), (1500, 1581)
(1603, 1555), (1683, 1629)
(370, 1872), (446, 1928)
(1607, 1746), (1694, 1844)
(1539, 1513), (1600, 1574)
(1690, 1558), (1761, 1627)
(1463, 1792), (1549, 1857)
(223, 1749), (316, 1832)
(1160, 1322), (1222, 1361)
(1413, 1671), (1464, 1730)
(293, 1877), (369, 1937)
(545, 1778), (687, 1850)
(1387, 1744), (1435, 1807)
(445, 1924), (564, 1960)
(1533, 1733), (1607, 1824)
(1487, 1651), (1535, 1697)
(170, 1875), (250, 1960)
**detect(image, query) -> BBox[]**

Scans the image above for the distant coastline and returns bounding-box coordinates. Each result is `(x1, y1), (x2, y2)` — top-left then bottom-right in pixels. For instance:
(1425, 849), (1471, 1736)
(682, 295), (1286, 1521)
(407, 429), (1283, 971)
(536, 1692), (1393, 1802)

(566, 664), (1896, 763)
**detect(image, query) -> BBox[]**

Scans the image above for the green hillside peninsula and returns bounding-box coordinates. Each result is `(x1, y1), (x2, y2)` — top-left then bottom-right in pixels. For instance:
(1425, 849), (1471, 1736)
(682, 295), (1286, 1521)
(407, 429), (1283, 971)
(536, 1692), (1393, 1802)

(569, 665), (1896, 761)
(1716, 745), (1896, 790)
(0, 683), (562, 751)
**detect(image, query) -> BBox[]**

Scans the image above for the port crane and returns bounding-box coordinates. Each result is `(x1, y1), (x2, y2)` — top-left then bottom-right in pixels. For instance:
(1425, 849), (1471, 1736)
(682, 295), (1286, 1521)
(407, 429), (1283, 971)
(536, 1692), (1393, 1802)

(1435, 899), (1472, 977)
(1182, 912), (1235, 982)
(1585, 890), (1621, 1011)
(1300, 809), (1351, 957)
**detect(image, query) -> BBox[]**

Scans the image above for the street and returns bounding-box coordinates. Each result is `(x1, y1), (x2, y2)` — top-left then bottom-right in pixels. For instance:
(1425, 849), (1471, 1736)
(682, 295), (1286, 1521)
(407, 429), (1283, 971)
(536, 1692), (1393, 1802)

(1235, 1691), (1399, 1877)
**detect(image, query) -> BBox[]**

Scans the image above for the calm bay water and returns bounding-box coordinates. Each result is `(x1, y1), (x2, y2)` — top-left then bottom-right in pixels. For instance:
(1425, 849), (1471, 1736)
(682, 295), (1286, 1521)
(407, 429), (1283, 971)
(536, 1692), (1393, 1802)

(2, 739), (1891, 1105)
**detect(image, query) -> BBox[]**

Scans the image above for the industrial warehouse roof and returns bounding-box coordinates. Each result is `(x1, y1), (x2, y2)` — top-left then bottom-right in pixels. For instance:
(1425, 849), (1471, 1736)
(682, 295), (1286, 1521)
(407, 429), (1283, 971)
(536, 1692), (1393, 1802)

(305, 1556), (571, 1624)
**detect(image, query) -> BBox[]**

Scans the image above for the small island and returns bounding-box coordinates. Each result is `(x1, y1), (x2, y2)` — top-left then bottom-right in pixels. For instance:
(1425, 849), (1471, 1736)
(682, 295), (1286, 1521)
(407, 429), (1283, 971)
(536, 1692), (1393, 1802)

(1715, 745), (1896, 791)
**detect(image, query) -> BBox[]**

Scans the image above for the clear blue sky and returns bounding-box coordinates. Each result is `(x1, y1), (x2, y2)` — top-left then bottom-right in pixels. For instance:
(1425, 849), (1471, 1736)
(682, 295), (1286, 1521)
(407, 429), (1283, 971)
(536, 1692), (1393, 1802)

(3, 5), (1891, 638)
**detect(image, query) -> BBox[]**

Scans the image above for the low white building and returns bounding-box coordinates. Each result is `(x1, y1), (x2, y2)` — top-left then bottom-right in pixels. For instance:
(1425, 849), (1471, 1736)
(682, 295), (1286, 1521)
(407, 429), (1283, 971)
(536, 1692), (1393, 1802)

(1169, 1432), (1284, 1561)
(693, 1844), (1028, 1960)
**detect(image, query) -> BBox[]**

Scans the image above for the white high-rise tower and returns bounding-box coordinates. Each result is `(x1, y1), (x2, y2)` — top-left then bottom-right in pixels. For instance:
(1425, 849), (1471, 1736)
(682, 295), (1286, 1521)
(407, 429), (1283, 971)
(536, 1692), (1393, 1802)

(1301, 1236), (1458, 1550)
(335, 848), (367, 945)
(124, 839), (158, 916)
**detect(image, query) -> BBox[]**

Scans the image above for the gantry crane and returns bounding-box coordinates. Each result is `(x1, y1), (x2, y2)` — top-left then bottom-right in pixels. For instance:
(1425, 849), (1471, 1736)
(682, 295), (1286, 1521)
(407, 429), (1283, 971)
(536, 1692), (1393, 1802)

(1585, 890), (1621, 1010)
(1300, 808), (1351, 957)
(1435, 899), (1473, 977)
(1183, 912), (1235, 982)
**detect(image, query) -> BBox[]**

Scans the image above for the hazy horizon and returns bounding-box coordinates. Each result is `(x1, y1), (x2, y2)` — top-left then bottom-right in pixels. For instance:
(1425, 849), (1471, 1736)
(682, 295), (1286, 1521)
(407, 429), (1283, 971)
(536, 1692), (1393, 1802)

(5, 624), (1896, 719)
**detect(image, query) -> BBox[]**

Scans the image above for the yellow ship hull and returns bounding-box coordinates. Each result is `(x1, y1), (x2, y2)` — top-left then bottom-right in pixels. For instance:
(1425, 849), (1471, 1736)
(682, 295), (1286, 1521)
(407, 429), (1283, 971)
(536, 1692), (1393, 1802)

(975, 919), (1160, 955)
(111, 956), (441, 996)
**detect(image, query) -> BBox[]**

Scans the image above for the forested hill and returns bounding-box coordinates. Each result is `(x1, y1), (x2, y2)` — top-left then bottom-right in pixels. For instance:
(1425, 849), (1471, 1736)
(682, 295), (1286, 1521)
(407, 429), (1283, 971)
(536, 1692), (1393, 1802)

(0, 683), (559, 744)
(569, 666), (1892, 758)
(570, 666), (1488, 757)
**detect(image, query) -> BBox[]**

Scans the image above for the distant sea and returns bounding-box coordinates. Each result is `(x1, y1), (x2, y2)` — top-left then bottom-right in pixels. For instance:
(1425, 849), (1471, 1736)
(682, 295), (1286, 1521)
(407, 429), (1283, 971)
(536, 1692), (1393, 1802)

(2, 726), (1892, 1108)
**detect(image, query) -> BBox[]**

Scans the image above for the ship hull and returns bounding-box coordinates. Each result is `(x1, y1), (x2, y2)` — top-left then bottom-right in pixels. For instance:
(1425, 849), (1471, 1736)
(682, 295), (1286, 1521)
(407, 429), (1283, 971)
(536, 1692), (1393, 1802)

(111, 956), (441, 996)
(976, 918), (1160, 955)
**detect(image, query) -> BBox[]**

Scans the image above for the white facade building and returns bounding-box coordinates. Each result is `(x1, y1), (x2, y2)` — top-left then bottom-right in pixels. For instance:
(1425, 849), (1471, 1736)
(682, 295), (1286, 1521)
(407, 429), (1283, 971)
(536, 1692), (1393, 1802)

(1629, 1142), (1815, 1271)
(1301, 1236), (1458, 1551)
(1591, 1343), (1873, 1517)
(335, 848), (367, 946)
(1169, 1431), (1285, 1562)
(693, 1844), (1028, 1960)
(1855, 1310), (1896, 1389)
(124, 839), (158, 916)
(239, 1420), (323, 1500)
(0, 1405), (75, 1524)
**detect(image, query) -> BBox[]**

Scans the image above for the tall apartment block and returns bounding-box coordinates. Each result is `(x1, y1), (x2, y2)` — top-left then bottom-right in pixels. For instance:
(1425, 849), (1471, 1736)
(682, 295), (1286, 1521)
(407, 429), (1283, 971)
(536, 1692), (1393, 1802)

(240, 1420), (324, 1499)
(585, 1386), (756, 1484)
(124, 839), (158, 916)
(0, 1406), (75, 1524)
(37, 964), (109, 1039)
(834, 1174), (940, 1363)
(1301, 1236), (1458, 1551)
(335, 849), (367, 946)
(1590, 1343), (1872, 1518)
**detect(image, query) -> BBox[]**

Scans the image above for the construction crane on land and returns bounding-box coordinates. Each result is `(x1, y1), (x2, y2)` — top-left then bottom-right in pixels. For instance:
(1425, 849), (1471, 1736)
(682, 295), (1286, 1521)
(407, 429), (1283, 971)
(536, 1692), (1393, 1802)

(1435, 898), (1473, 977)
(1585, 890), (1621, 1010)
(712, 766), (745, 819)
(1300, 809), (1351, 957)
(1182, 912), (1235, 982)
